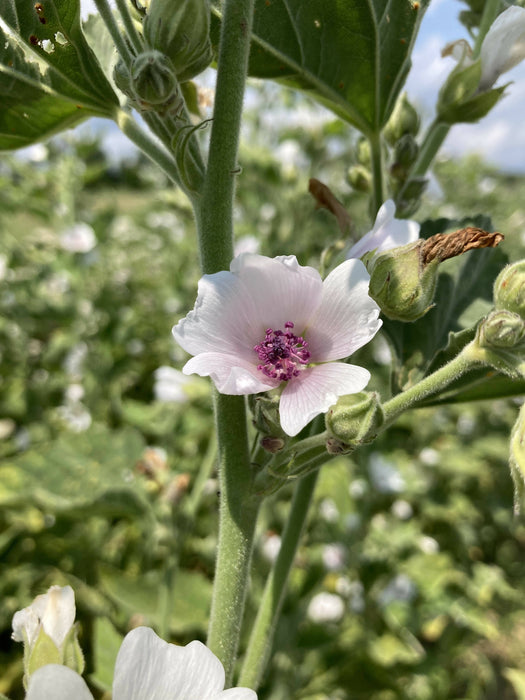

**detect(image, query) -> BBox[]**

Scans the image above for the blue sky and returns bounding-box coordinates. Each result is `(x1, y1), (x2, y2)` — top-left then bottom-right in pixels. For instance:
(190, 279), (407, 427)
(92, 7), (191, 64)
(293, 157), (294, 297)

(76, 0), (525, 172)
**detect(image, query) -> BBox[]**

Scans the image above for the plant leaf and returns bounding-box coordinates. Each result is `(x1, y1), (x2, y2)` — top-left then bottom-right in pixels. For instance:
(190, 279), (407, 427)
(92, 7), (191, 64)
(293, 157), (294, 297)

(211, 0), (429, 134)
(0, 0), (118, 149)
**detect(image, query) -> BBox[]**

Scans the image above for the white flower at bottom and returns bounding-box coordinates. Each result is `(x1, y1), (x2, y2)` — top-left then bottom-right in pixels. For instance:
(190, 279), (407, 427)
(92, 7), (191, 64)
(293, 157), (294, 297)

(12, 585), (75, 650)
(173, 254), (381, 436)
(24, 627), (257, 700)
(347, 200), (419, 261)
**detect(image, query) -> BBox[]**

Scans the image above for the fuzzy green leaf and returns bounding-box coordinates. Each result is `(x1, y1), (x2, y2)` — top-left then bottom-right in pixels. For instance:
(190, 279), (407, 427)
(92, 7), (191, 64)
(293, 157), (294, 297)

(0, 0), (118, 149)
(211, 0), (429, 135)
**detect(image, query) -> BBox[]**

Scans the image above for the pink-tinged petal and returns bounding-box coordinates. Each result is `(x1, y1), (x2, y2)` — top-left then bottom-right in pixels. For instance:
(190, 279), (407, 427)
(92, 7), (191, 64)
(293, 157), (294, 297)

(40, 585), (76, 648)
(183, 353), (279, 394)
(230, 254), (323, 333)
(113, 628), (225, 700)
(306, 259), (382, 362)
(173, 271), (259, 361)
(220, 689), (258, 700)
(480, 6), (525, 89)
(26, 665), (94, 700)
(347, 200), (419, 259)
(279, 363), (371, 436)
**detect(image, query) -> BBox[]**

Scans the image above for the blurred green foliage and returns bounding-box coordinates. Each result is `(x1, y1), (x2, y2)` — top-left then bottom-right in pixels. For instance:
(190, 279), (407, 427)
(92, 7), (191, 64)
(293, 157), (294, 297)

(0, 85), (524, 699)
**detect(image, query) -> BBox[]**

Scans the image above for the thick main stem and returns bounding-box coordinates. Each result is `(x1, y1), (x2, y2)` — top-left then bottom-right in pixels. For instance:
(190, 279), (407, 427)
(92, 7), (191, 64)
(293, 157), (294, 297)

(239, 471), (319, 689)
(197, 0), (256, 686)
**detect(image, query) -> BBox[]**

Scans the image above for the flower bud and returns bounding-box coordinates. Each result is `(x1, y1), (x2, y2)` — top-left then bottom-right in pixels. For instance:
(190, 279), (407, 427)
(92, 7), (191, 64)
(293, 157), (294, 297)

(347, 164), (371, 192)
(143, 0), (213, 82)
(384, 92), (420, 145)
(12, 585), (84, 686)
(493, 261), (525, 318)
(326, 391), (383, 448)
(261, 436), (286, 453)
(477, 310), (525, 349)
(394, 176), (428, 218)
(355, 136), (371, 166)
(368, 242), (439, 322)
(130, 51), (182, 110)
(390, 134), (419, 181)
(249, 394), (286, 438)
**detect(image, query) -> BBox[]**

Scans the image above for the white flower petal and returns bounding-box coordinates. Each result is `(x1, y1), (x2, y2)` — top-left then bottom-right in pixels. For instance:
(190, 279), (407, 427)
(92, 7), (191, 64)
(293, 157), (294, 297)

(40, 585), (76, 648)
(230, 254), (323, 333)
(480, 6), (525, 89)
(279, 363), (371, 436)
(306, 259), (382, 362)
(173, 271), (259, 360)
(220, 689), (258, 700)
(113, 627), (225, 700)
(347, 200), (419, 259)
(11, 607), (40, 645)
(26, 665), (94, 700)
(183, 352), (278, 394)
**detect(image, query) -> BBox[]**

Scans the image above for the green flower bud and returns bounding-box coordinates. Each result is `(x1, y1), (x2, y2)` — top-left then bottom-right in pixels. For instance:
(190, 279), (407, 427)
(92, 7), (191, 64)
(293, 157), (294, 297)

(493, 261), (525, 317)
(356, 136), (371, 166)
(113, 57), (134, 99)
(368, 241), (439, 322)
(130, 51), (183, 112)
(390, 134), (419, 181)
(144, 0), (213, 82)
(477, 310), (525, 349)
(261, 436), (286, 453)
(249, 394), (286, 438)
(326, 391), (383, 449)
(384, 92), (420, 145)
(394, 176), (428, 218)
(347, 164), (371, 192)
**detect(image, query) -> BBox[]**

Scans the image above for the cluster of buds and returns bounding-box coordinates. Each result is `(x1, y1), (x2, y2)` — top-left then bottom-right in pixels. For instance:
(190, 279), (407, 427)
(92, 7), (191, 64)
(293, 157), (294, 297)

(475, 261), (525, 377)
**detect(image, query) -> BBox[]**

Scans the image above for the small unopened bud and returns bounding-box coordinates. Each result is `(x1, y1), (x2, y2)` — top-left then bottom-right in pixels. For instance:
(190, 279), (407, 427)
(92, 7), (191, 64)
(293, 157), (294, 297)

(144, 0), (213, 82)
(130, 51), (182, 111)
(368, 242), (439, 322)
(390, 134), (419, 181)
(384, 92), (420, 145)
(325, 436), (353, 454)
(494, 261), (525, 318)
(326, 391), (383, 448)
(356, 137), (371, 166)
(347, 164), (371, 192)
(261, 436), (286, 453)
(477, 310), (525, 349)
(249, 394), (286, 438)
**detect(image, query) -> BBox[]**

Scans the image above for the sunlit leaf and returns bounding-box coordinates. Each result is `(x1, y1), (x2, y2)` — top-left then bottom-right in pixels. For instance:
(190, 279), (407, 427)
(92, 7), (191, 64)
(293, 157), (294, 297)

(211, 0), (429, 134)
(0, 0), (118, 148)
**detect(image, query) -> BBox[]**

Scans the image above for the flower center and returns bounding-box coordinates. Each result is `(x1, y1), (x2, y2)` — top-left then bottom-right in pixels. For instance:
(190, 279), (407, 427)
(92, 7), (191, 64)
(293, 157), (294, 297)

(254, 321), (311, 381)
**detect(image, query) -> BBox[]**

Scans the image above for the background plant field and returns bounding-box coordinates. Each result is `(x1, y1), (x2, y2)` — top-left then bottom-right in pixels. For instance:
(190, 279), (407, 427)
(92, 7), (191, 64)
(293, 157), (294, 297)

(1, 88), (525, 698)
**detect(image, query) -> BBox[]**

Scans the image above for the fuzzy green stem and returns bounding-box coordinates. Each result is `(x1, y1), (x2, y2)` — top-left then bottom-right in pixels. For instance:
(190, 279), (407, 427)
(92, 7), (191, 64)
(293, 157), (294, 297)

(382, 342), (480, 427)
(239, 470), (319, 689)
(369, 131), (385, 217)
(114, 0), (144, 55)
(200, 2), (256, 680)
(116, 111), (183, 188)
(472, 0), (501, 58)
(92, 0), (133, 64)
(197, 0), (255, 273)
(206, 393), (260, 686)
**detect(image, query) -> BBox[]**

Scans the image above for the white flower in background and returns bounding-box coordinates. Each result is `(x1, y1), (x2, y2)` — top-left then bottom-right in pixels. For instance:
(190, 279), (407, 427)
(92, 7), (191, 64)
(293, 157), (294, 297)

(307, 592), (345, 624)
(173, 254), (381, 436)
(24, 626), (258, 700)
(391, 499), (413, 520)
(377, 574), (417, 607)
(319, 497), (339, 523)
(234, 234), (261, 256)
(322, 543), (346, 571)
(479, 6), (525, 90)
(347, 200), (419, 260)
(261, 532), (282, 563)
(0, 253), (8, 281)
(153, 366), (193, 403)
(12, 585), (76, 650)
(419, 535), (440, 554)
(59, 223), (97, 253)
(368, 453), (405, 494)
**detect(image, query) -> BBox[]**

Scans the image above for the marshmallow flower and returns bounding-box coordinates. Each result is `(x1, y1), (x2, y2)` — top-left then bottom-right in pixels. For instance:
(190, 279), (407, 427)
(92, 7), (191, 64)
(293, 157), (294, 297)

(347, 200), (419, 260)
(479, 6), (525, 91)
(173, 254), (382, 436)
(25, 627), (257, 700)
(12, 585), (76, 651)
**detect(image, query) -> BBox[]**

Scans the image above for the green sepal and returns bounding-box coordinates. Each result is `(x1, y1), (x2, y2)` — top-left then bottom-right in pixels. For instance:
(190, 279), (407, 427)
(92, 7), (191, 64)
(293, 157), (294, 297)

(61, 624), (85, 675)
(25, 627), (61, 686)
(494, 260), (525, 318)
(325, 391), (383, 449)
